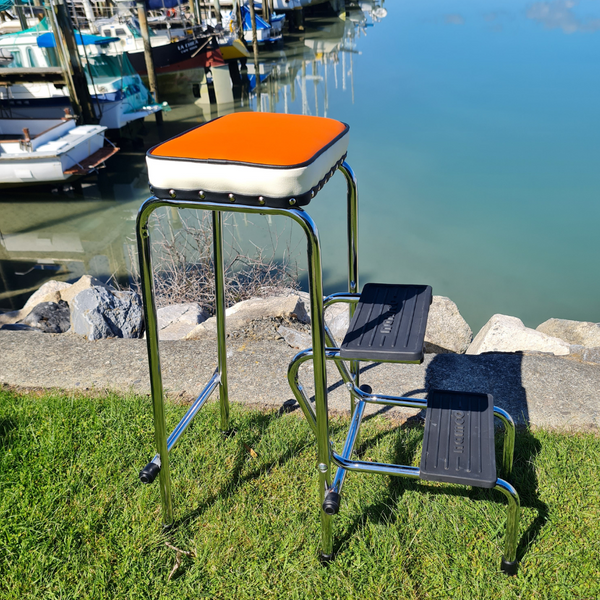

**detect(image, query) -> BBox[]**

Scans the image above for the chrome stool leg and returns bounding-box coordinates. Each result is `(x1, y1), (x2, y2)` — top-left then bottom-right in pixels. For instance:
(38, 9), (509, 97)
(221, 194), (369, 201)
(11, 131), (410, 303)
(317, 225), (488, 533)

(496, 478), (521, 574)
(137, 197), (174, 527)
(212, 211), (230, 433)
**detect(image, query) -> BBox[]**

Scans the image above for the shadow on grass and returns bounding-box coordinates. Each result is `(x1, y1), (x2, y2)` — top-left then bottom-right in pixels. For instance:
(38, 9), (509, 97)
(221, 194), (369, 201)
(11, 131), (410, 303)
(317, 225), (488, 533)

(331, 420), (548, 565)
(171, 409), (347, 533)
(0, 418), (17, 449)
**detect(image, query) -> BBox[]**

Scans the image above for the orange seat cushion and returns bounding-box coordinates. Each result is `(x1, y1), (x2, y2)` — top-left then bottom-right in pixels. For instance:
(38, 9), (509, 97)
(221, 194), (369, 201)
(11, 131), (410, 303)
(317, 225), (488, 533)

(149, 112), (349, 168)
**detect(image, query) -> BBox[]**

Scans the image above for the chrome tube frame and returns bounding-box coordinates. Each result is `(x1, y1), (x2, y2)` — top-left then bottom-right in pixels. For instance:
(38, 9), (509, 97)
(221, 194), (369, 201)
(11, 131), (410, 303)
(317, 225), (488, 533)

(288, 346), (521, 565)
(212, 211), (230, 432)
(137, 163), (357, 553)
(330, 399), (366, 495)
(137, 197), (174, 526)
(495, 478), (521, 564)
(137, 196), (331, 535)
(494, 406), (516, 477)
(147, 370), (221, 467)
(339, 162), (360, 404)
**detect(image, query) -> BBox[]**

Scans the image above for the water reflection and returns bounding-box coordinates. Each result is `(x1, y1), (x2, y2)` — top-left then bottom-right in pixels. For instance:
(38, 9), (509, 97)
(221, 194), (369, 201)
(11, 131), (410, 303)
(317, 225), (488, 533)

(1, 0), (599, 333)
(0, 3), (381, 311)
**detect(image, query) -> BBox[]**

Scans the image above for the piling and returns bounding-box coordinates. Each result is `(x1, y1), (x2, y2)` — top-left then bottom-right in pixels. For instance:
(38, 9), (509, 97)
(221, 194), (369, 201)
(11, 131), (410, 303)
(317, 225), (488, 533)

(51, 0), (97, 124)
(135, 0), (163, 123)
(248, 0), (261, 110)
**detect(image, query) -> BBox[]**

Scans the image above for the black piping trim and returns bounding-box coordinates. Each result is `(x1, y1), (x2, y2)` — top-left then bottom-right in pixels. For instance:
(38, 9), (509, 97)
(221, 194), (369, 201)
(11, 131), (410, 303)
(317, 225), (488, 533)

(146, 118), (349, 170)
(149, 155), (347, 209)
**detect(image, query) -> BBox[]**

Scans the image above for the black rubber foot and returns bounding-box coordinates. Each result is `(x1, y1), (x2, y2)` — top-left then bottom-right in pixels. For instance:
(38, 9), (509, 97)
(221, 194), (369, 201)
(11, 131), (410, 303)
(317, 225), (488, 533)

(319, 553), (333, 565)
(221, 429), (237, 439)
(139, 461), (160, 484)
(322, 491), (341, 516)
(500, 558), (518, 575)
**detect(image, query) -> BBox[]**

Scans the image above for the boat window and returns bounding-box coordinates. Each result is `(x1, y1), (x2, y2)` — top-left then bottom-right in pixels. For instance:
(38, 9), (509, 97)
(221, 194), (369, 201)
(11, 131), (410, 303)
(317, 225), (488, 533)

(42, 47), (60, 67)
(115, 28), (127, 36)
(27, 47), (38, 68)
(103, 29), (112, 37)
(8, 49), (22, 68)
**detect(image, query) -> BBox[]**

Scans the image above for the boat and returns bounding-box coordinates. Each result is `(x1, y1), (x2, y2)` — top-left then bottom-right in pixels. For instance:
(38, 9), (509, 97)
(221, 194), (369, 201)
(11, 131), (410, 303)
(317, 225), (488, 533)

(239, 5), (285, 44)
(95, 13), (226, 76)
(0, 115), (118, 188)
(0, 20), (164, 129)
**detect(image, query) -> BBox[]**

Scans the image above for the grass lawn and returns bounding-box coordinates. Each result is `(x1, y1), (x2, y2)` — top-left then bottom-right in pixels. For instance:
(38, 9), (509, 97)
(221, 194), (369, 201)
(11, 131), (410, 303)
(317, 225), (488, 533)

(0, 389), (598, 599)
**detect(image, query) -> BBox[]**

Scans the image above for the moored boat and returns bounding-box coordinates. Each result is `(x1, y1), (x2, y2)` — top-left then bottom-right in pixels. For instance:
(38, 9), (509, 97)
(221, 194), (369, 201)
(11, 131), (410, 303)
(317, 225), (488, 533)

(0, 21), (164, 129)
(0, 115), (118, 188)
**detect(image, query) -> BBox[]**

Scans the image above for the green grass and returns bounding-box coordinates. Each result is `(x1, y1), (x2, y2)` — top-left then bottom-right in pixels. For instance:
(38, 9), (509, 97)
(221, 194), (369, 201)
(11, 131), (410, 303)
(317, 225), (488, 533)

(0, 389), (598, 600)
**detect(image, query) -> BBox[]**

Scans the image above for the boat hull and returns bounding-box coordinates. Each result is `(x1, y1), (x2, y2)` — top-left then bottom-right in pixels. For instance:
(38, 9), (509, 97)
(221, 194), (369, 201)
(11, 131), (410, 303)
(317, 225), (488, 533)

(126, 38), (225, 75)
(0, 120), (112, 188)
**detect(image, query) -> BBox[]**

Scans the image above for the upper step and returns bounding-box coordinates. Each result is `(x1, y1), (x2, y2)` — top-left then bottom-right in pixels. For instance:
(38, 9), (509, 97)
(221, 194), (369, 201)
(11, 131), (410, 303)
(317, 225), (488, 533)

(339, 283), (432, 363)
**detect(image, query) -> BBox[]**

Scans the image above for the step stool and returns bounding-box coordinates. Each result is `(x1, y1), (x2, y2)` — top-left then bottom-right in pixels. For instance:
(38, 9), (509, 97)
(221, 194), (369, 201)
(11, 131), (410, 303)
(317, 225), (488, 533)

(135, 112), (359, 528)
(288, 282), (521, 574)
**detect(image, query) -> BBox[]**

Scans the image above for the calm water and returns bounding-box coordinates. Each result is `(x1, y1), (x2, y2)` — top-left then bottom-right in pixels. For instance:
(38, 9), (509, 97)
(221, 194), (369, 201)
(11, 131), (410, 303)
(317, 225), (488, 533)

(1, 0), (599, 333)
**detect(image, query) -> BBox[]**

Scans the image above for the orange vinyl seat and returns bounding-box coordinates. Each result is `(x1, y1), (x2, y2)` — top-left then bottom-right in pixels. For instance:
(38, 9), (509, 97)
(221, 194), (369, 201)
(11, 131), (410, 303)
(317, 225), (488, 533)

(146, 112), (350, 208)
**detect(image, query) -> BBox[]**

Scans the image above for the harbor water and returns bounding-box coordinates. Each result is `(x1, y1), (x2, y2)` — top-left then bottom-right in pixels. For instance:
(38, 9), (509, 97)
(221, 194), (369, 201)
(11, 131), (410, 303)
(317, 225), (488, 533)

(1, 0), (599, 333)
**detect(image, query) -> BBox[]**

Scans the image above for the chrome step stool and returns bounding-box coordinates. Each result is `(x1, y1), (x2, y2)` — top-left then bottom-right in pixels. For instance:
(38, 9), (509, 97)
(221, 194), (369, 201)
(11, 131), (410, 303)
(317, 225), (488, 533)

(136, 112), (358, 528)
(288, 282), (521, 574)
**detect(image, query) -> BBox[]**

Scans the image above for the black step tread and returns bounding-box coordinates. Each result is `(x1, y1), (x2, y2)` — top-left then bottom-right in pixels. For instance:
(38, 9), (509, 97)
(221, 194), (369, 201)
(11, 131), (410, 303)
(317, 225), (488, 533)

(420, 390), (497, 488)
(339, 283), (432, 363)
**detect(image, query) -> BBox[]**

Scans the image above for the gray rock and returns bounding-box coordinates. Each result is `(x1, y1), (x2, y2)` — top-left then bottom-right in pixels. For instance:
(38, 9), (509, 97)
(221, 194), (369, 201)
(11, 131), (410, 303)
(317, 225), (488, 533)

(155, 303), (209, 340)
(424, 296), (472, 354)
(186, 292), (309, 339)
(71, 286), (144, 340)
(24, 280), (72, 309)
(325, 303), (350, 344)
(467, 314), (570, 356)
(536, 318), (600, 348)
(293, 293), (350, 342)
(0, 281), (70, 326)
(21, 300), (71, 333)
(277, 325), (312, 349)
(0, 276), (114, 327)
(567, 345), (600, 365)
(60, 274), (114, 305)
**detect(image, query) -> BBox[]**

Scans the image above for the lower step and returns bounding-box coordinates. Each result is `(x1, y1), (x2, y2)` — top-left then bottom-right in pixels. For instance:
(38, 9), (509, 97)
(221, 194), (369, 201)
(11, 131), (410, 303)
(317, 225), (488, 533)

(420, 389), (497, 488)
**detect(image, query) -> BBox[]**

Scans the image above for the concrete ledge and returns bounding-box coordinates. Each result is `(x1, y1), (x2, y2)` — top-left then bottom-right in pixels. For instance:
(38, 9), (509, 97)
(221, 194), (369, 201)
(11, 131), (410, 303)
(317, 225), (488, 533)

(1, 331), (599, 431)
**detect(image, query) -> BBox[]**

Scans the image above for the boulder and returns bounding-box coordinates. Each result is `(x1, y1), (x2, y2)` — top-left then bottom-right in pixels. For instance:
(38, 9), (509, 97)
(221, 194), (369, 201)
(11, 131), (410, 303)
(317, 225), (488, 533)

(0, 276), (114, 326)
(71, 286), (144, 340)
(154, 303), (209, 340)
(60, 274), (114, 305)
(277, 325), (312, 350)
(467, 314), (570, 356)
(20, 300), (71, 333)
(24, 280), (72, 309)
(424, 296), (473, 354)
(568, 345), (600, 365)
(325, 302), (350, 343)
(536, 318), (600, 348)
(0, 280), (71, 326)
(186, 291), (309, 339)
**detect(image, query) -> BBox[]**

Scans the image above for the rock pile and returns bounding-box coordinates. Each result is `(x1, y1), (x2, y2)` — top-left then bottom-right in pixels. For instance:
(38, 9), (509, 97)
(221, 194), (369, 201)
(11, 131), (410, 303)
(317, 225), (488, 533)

(2, 278), (599, 364)
(0, 276), (144, 340)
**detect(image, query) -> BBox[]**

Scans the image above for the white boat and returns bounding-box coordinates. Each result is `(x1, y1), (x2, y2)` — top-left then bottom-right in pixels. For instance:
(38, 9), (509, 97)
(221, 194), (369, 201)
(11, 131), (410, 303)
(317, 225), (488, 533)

(0, 24), (163, 129)
(0, 116), (118, 187)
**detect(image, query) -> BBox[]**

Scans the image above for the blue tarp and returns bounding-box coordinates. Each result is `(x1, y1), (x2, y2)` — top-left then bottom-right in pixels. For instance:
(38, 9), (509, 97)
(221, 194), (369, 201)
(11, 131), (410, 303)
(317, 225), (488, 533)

(146, 0), (181, 9)
(36, 32), (120, 48)
(240, 5), (270, 30)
